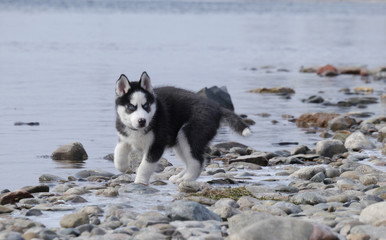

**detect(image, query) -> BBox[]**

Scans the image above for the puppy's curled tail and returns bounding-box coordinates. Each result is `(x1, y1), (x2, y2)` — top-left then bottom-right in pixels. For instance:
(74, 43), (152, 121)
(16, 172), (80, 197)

(220, 108), (251, 137)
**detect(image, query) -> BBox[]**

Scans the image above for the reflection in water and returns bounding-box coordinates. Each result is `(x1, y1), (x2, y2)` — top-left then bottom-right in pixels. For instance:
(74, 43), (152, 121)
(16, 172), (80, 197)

(53, 159), (86, 169)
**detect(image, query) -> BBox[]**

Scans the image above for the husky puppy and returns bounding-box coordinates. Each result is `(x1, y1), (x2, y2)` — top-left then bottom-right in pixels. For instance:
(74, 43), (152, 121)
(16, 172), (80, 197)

(114, 72), (251, 185)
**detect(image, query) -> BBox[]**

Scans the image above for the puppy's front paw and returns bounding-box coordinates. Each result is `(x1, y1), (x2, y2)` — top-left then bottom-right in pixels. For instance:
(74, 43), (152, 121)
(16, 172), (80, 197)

(169, 175), (183, 184)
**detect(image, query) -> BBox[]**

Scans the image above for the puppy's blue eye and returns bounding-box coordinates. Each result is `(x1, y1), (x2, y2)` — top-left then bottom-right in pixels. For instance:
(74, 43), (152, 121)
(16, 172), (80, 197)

(127, 104), (136, 111)
(143, 103), (150, 111)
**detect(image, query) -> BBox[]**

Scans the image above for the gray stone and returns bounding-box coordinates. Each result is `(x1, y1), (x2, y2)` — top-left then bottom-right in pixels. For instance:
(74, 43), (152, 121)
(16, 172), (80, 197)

(359, 202), (386, 225)
(344, 131), (376, 151)
(60, 228), (81, 237)
(350, 225), (386, 239)
(165, 200), (221, 221)
(95, 187), (119, 197)
(136, 211), (170, 227)
(359, 175), (378, 186)
(52, 183), (72, 193)
(38, 174), (65, 182)
(0, 205), (14, 213)
(227, 212), (275, 235)
(291, 192), (327, 205)
(316, 139), (347, 158)
(119, 183), (159, 194)
(328, 115), (357, 131)
(290, 145), (310, 155)
(134, 230), (168, 240)
(79, 205), (104, 216)
(230, 154), (268, 166)
(197, 86), (234, 111)
(75, 169), (115, 179)
(273, 201), (302, 214)
(25, 209), (43, 216)
(325, 168), (340, 178)
(228, 216), (338, 240)
(51, 142), (88, 160)
(310, 172), (326, 182)
(60, 212), (89, 228)
(170, 220), (223, 240)
(378, 126), (386, 142)
(0, 232), (24, 240)
(177, 181), (212, 193)
(290, 166), (325, 180)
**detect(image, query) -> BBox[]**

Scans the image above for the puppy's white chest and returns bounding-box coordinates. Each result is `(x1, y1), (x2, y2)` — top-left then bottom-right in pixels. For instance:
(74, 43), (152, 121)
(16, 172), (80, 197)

(119, 130), (154, 152)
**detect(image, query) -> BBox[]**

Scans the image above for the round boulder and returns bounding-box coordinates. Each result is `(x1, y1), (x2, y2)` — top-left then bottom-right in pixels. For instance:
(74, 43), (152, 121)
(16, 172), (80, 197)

(316, 139), (347, 158)
(52, 142), (88, 161)
(344, 131), (376, 151)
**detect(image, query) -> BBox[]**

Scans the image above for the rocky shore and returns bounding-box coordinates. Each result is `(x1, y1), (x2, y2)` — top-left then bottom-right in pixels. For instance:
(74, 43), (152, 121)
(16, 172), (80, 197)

(1, 112), (386, 240)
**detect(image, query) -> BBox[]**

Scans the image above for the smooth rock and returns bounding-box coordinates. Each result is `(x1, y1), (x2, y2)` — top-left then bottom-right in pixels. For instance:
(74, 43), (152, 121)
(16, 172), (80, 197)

(60, 212), (90, 228)
(119, 183), (159, 194)
(75, 169), (115, 179)
(359, 175), (378, 186)
(291, 192), (327, 205)
(0, 205), (14, 213)
(197, 86), (234, 111)
(165, 200), (221, 221)
(344, 131), (376, 151)
(316, 139), (347, 158)
(229, 154), (268, 166)
(0, 190), (34, 205)
(290, 166), (326, 180)
(273, 201), (302, 214)
(377, 126), (386, 142)
(317, 64), (339, 77)
(325, 168), (340, 178)
(328, 115), (357, 131)
(21, 185), (49, 193)
(248, 87), (295, 95)
(359, 202), (386, 225)
(228, 216), (338, 240)
(38, 174), (65, 182)
(310, 172), (326, 182)
(51, 142), (88, 160)
(290, 145), (310, 155)
(296, 112), (339, 128)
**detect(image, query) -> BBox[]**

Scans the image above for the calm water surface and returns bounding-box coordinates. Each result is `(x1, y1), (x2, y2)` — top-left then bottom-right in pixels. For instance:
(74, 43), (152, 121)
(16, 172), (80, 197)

(0, 0), (386, 190)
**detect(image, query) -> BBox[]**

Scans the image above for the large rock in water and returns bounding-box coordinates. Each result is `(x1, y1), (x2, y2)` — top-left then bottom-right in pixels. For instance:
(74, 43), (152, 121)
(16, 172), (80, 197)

(296, 112), (340, 128)
(197, 86), (234, 111)
(316, 139), (347, 157)
(51, 142), (88, 161)
(344, 131), (376, 151)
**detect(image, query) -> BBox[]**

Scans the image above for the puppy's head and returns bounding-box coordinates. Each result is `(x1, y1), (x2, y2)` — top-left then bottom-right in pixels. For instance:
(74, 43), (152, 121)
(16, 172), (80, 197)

(115, 72), (156, 130)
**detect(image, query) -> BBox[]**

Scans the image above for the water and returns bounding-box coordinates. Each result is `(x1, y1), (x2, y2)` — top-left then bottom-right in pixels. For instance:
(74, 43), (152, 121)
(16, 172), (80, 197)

(1, 0), (386, 190)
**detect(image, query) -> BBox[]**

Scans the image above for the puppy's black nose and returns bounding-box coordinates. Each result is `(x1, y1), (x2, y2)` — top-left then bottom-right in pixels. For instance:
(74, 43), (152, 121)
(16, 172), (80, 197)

(138, 118), (146, 128)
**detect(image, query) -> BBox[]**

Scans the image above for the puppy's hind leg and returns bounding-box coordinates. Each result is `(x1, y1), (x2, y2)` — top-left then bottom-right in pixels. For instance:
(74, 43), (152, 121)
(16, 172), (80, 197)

(114, 142), (131, 173)
(169, 141), (187, 184)
(172, 129), (204, 184)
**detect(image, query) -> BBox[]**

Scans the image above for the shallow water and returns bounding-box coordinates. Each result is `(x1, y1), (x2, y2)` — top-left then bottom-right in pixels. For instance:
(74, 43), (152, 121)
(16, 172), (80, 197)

(1, 0), (386, 190)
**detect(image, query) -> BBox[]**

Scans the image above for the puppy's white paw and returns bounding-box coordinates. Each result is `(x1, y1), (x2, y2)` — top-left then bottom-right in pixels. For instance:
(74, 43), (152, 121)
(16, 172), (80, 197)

(169, 175), (183, 184)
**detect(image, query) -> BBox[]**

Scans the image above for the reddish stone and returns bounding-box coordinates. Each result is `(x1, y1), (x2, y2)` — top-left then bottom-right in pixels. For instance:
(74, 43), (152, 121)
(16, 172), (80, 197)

(317, 65), (339, 77)
(296, 112), (340, 128)
(0, 190), (34, 205)
(309, 224), (339, 240)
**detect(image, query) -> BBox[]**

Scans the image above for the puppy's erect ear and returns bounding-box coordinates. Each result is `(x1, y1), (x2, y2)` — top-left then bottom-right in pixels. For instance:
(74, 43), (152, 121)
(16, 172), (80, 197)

(115, 74), (130, 97)
(139, 72), (153, 93)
